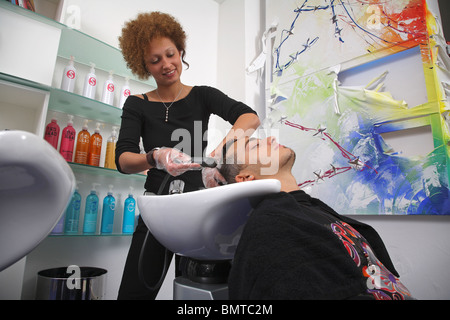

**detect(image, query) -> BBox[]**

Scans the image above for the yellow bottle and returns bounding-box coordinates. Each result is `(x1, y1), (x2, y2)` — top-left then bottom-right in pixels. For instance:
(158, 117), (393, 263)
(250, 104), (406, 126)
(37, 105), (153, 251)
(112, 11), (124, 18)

(87, 122), (102, 167)
(74, 119), (90, 164)
(104, 126), (118, 169)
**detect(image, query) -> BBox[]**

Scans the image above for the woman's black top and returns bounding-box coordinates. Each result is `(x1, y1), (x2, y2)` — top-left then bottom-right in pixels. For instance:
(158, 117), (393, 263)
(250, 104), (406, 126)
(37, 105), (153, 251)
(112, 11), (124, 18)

(115, 85), (257, 193)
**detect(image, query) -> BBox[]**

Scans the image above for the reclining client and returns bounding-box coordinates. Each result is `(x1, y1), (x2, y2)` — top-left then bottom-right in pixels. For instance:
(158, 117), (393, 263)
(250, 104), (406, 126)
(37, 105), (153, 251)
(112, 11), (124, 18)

(218, 136), (414, 300)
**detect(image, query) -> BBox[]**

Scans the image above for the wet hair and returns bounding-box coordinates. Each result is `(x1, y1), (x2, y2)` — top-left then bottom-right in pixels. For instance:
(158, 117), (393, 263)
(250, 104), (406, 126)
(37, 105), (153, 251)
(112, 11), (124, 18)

(218, 139), (245, 184)
(119, 11), (189, 80)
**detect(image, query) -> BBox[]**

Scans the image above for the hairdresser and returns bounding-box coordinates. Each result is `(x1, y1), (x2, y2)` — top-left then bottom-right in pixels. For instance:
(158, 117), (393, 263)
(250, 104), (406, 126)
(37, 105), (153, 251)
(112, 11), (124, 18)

(115, 12), (260, 299)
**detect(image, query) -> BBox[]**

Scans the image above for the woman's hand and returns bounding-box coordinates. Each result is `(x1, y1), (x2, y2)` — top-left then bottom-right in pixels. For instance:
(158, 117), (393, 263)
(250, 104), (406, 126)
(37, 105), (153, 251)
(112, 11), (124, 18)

(202, 167), (227, 188)
(151, 147), (201, 176)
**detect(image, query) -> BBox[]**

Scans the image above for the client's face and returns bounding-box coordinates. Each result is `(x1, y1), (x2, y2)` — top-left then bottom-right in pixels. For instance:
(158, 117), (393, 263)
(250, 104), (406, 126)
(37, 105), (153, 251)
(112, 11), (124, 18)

(228, 136), (295, 178)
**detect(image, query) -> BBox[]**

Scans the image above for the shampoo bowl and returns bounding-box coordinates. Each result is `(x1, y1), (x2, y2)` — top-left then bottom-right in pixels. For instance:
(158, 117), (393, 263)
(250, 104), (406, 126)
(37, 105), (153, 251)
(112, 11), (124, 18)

(0, 130), (75, 271)
(138, 179), (281, 260)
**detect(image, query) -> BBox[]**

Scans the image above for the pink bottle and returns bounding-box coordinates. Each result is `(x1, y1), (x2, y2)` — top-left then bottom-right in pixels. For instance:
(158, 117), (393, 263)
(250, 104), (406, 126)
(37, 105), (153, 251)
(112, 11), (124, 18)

(60, 115), (76, 162)
(44, 115), (60, 149)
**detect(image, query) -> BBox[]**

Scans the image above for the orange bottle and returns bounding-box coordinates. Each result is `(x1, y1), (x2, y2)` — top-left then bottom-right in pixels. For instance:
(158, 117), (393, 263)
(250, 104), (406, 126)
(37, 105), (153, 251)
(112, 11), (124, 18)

(88, 122), (103, 167)
(74, 119), (90, 164)
(104, 126), (118, 169)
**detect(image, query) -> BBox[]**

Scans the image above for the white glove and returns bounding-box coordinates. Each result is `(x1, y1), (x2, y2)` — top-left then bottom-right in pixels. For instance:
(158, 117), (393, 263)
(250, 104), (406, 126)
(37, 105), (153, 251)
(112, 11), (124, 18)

(150, 147), (201, 176)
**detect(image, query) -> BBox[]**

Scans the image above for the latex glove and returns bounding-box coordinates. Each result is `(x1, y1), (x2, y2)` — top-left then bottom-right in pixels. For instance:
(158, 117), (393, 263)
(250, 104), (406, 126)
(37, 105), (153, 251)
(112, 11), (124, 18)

(152, 147), (201, 176)
(202, 167), (227, 188)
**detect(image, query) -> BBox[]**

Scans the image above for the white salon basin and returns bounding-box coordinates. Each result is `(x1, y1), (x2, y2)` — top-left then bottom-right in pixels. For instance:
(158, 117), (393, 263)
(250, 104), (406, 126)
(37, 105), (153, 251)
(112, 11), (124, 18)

(138, 179), (281, 260)
(0, 130), (75, 271)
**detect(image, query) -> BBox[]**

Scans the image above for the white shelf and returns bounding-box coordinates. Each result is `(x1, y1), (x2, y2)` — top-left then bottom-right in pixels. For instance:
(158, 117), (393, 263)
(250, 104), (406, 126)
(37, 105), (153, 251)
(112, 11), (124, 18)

(0, 79), (49, 136)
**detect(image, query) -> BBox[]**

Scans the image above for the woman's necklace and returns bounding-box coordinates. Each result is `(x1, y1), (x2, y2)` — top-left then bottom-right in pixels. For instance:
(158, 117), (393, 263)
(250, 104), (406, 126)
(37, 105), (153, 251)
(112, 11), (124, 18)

(156, 84), (184, 123)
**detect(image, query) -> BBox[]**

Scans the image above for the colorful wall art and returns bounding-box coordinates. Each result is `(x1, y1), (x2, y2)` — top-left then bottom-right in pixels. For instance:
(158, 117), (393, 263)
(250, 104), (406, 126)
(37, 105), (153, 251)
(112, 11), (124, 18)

(265, 0), (450, 214)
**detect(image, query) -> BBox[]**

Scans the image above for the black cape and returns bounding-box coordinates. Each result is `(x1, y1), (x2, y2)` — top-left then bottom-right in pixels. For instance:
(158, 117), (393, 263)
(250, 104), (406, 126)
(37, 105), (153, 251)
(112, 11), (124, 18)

(228, 190), (399, 300)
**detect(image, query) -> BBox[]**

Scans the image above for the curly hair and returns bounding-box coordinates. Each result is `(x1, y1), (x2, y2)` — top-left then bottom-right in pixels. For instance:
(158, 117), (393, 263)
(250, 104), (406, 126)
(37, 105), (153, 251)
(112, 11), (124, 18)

(119, 12), (189, 80)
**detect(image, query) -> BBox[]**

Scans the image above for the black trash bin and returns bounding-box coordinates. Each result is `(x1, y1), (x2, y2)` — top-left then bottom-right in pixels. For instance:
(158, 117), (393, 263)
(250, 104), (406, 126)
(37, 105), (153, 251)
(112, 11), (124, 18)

(35, 266), (107, 300)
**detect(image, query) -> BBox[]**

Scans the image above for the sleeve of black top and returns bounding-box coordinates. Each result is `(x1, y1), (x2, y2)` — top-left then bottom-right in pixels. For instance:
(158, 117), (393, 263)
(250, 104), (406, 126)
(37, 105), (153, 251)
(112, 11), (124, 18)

(115, 97), (143, 174)
(199, 86), (257, 124)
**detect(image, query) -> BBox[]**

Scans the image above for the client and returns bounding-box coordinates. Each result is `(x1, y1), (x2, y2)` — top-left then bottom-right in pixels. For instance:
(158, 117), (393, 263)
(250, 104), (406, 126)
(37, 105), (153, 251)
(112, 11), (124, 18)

(218, 136), (414, 300)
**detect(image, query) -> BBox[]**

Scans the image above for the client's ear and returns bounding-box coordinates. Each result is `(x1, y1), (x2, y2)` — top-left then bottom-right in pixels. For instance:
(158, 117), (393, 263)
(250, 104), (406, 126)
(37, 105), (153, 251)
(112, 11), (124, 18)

(235, 174), (255, 182)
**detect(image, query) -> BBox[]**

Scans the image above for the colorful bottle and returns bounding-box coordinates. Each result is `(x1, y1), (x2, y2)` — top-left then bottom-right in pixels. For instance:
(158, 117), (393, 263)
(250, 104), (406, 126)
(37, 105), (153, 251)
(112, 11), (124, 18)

(61, 55), (76, 93)
(101, 185), (116, 234)
(119, 77), (131, 109)
(51, 215), (65, 235)
(101, 70), (115, 106)
(83, 183), (100, 234)
(59, 114), (76, 162)
(122, 187), (136, 234)
(104, 126), (118, 169)
(82, 62), (97, 100)
(64, 183), (81, 234)
(87, 122), (102, 167)
(44, 114), (60, 149)
(74, 119), (90, 164)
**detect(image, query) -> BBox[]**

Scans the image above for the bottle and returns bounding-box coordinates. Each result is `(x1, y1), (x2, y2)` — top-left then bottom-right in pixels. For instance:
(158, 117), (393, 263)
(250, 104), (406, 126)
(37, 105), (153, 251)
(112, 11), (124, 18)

(104, 126), (118, 169)
(64, 182), (82, 234)
(82, 62), (97, 100)
(119, 77), (131, 109)
(122, 187), (136, 234)
(61, 55), (76, 93)
(74, 119), (90, 164)
(87, 122), (102, 167)
(51, 215), (65, 235)
(101, 185), (116, 234)
(44, 114), (60, 149)
(83, 183), (100, 234)
(59, 115), (76, 162)
(101, 70), (115, 106)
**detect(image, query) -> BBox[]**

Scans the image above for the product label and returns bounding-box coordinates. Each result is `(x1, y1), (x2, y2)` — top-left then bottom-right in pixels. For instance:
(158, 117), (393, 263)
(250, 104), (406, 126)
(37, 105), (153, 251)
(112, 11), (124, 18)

(87, 200), (98, 213)
(107, 83), (115, 92)
(89, 77), (97, 86)
(66, 70), (76, 80)
(79, 135), (89, 144)
(74, 199), (81, 211)
(109, 200), (116, 211)
(63, 129), (75, 141)
(92, 136), (102, 147)
(75, 154), (87, 164)
(45, 126), (58, 137)
(127, 202), (135, 212)
(124, 89), (131, 97)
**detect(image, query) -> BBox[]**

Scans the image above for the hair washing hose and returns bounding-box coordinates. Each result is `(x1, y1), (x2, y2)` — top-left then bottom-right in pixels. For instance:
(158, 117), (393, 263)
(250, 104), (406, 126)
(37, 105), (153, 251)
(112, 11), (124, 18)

(137, 173), (172, 293)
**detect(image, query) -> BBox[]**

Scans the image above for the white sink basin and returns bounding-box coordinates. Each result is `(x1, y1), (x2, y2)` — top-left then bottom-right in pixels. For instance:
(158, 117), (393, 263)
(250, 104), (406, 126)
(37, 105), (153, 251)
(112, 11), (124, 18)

(138, 179), (281, 260)
(0, 130), (75, 271)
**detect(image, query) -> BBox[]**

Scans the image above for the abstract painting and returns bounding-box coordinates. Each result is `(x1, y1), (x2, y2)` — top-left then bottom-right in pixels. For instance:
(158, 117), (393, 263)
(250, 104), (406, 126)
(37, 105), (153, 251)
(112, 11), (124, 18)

(265, 0), (450, 214)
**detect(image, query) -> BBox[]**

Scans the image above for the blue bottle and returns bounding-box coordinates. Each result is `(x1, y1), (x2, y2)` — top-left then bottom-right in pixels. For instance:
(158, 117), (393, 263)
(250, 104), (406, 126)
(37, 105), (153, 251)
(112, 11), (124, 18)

(83, 183), (99, 234)
(101, 185), (116, 234)
(64, 184), (81, 234)
(122, 188), (136, 234)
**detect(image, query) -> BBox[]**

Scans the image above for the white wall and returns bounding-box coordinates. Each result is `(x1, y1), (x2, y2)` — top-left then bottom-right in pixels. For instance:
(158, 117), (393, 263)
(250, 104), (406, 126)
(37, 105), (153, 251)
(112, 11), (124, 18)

(208, 0), (266, 152)
(58, 0), (219, 88)
(355, 215), (450, 299)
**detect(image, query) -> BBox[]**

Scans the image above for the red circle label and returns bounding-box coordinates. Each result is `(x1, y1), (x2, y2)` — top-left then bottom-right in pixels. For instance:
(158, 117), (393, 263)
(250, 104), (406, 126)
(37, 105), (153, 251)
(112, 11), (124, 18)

(66, 70), (76, 79)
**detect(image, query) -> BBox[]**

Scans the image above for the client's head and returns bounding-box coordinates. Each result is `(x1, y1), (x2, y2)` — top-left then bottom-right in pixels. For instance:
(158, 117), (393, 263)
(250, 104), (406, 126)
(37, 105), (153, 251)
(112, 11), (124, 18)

(218, 136), (296, 185)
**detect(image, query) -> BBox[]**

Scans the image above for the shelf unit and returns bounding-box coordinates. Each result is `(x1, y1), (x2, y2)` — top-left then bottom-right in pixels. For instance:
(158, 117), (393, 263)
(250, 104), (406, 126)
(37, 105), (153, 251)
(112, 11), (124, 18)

(0, 1), (154, 237)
